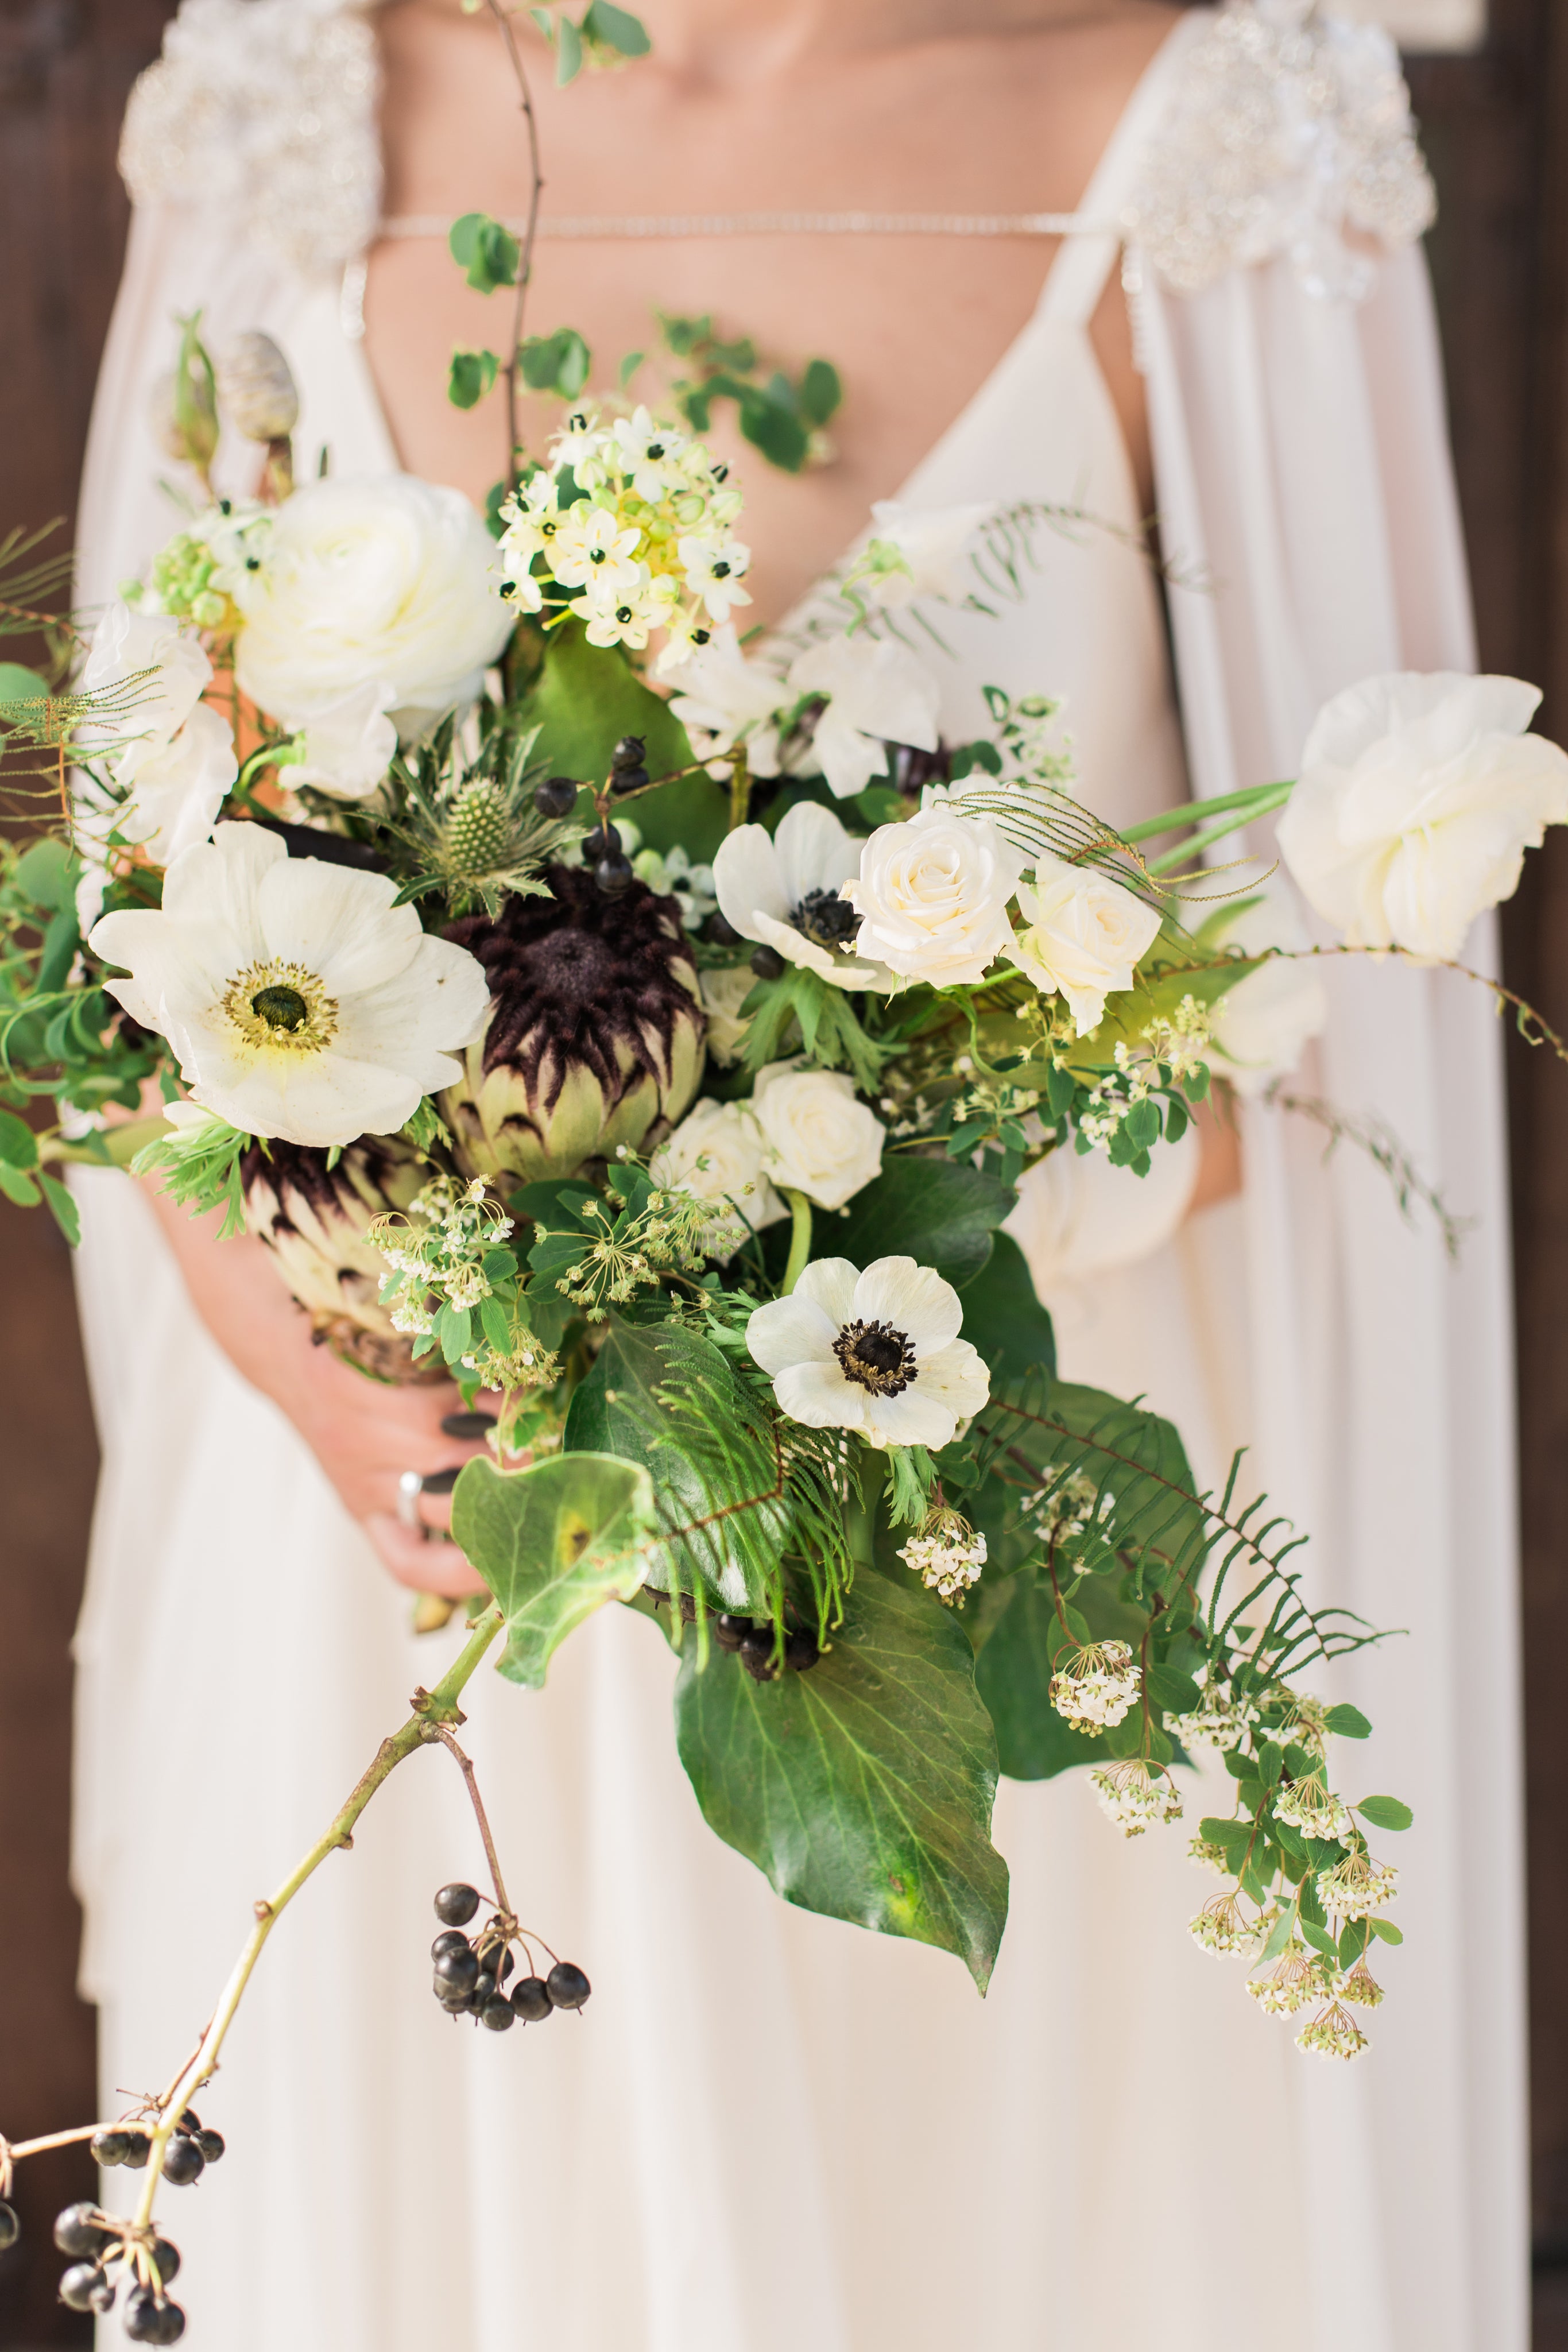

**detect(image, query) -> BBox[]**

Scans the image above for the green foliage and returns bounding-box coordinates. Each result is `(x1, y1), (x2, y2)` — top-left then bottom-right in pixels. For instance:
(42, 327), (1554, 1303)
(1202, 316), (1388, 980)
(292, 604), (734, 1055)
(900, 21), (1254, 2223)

(656, 312), (842, 475)
(949, 1230), (1054, 1384)
(974, 1577), (1104, 1778)
(531, 1), (649, 83)
(520, 327), (592, 400)
(454, 1450), (657, 1688)
(448, 349), (500, 411)
(1356, 1794), (1414, 1832)
(738, 965), (886, 1093)
(1325, 1703), (1372, 1739)
(130, 1114), (252, 1240)
(0, 838), (165, 1131)
(564, 1313), (851, 1620)
(833, 1155), (1016, 1290)
(673, 1566), (1010, 1988)
(517, 621), (718, 850)
(448, 212), (521, 293)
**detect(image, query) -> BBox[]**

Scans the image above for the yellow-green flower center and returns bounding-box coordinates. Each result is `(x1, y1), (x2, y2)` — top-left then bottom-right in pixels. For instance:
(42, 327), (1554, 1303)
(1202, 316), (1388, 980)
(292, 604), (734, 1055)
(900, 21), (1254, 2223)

(221, 959), (338, 1057)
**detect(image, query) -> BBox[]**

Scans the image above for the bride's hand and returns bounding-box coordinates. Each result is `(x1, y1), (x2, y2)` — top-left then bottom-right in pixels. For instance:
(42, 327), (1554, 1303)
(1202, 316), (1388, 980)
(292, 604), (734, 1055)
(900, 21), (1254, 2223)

(140, 1180), (491, 1599)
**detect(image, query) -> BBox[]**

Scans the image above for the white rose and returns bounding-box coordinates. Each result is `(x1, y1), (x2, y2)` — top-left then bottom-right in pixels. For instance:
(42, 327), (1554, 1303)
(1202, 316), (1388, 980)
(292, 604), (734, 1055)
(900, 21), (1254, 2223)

(1206, 884), (1327, 1095)
(1013, 853), (1162, 1035)
(649, 1097), (785, 1255)
(1277, 671), (1568, 961)
(234, 475), (514, 740)
(787, 631), (940, 800)
(751, 1060), (885, 1210)
(844, 806), (1022, 988)
(289, 681), (398, 801)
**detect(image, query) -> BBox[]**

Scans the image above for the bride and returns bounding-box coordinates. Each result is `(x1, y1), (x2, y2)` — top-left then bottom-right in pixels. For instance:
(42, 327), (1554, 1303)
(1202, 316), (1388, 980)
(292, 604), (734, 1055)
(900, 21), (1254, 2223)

(70, 2), (1525, 2346)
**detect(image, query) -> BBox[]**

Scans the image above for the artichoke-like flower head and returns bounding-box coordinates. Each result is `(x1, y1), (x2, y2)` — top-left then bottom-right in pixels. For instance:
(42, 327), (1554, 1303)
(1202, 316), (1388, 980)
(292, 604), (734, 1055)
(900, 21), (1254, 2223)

(443, 865), (706, 1182)
(243, 1135), (437, 1382)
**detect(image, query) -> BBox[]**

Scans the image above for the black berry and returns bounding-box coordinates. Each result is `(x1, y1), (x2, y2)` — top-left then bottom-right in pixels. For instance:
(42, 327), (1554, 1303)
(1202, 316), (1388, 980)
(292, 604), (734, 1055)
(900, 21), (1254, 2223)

(433, 1945), (480, 1998)
(546, 1961), (591, 2011)
(749, 944), (785, 980)
(610, 735), (646, 772)
(610, 766), (649, 796)
(784, 1626), (821, 1672)
(88, 2272), (118, 2315)
(59, 2264), (107, 2312)
(53, 2204), (110, 2259)
(480, 1994), (516, 2032)
(174, 2110), (200, 2133)
(511, 1976), (552, 2022)
(0, 2200), (17, 2251)
(91, 2126), (135, 2167)
(433, 1977), (471, 2013)
(713, 1615), (748, 1652)
(432, 1930), (471, 1962)
(148, 2237), (181, 2284)
(594, 854), (634, 896)
(533, 775), (580, 819)
(739, 1623), (777, 1678)
(472, 1970), (498, 2009)
(582, 823), (620, 862)
(704, 912), (741, 946)
(119, 2130), (152, 2170)
(490, 1945), (515, 1984)
(195, 2130), (225, 2165)
(125, 2285), (186, 2343)
(161, 2136), (204, 2187)
(434, 1883), (481, 1927)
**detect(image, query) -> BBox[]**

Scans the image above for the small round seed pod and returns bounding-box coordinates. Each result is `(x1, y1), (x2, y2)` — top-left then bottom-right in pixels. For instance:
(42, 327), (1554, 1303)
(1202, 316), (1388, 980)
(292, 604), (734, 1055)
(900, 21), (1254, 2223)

(215, 332), (300, 443)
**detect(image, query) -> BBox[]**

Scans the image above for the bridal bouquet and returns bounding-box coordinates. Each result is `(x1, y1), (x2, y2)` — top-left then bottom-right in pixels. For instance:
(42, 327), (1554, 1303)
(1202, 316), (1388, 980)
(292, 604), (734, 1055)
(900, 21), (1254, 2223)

(2, 8), (1567, 2331)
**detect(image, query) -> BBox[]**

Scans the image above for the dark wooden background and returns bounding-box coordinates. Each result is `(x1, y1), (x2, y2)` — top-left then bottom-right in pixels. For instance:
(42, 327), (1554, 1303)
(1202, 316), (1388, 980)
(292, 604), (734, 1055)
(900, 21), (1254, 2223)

(1, 0), (1566, 2343)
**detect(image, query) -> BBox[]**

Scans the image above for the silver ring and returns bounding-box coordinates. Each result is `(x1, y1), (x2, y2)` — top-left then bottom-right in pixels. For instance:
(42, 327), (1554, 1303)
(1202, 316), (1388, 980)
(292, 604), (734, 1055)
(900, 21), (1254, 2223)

(397, 1467), (462, 1539)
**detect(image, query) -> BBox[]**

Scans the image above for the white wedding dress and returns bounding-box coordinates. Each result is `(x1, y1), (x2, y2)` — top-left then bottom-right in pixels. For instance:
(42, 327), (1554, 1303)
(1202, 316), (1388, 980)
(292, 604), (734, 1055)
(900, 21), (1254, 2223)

(69, 8), (1526, 2350)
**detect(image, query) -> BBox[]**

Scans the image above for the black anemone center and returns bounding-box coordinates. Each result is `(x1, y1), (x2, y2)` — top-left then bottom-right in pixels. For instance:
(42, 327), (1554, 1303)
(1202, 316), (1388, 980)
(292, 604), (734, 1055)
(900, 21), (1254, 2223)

(793, 888), (859, 949)
(834, 1318), (916, 1396)
(252, 985), (309, 1032)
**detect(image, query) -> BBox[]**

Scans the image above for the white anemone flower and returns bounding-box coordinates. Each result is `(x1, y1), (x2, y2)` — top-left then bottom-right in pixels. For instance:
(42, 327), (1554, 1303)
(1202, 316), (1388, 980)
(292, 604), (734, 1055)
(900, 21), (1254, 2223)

(713, 802), (895, 990)
(88, 822), (491, 1148)
(787, 630), (941, 800)
(79, 601), (237, 866)
(746, 1255), (989, 1450)
(663, 624), (789, 757)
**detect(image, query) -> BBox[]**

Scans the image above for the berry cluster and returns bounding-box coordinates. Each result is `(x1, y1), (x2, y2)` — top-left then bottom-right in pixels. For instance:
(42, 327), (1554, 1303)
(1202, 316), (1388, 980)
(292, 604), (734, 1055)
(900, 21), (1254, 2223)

(428, 1883), (590, 2033)
(532, 739), (653, 900)
(655, 1593), (823, 1682)
(53, 2198), (187, 2341)
(94, 2111), (225, 2188)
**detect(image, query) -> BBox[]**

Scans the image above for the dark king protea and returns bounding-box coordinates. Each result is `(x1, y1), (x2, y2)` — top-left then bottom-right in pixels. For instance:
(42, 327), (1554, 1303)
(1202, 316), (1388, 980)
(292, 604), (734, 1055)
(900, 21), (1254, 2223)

(442, 865), (706, 1182)
(242, 1136), (438, 1382)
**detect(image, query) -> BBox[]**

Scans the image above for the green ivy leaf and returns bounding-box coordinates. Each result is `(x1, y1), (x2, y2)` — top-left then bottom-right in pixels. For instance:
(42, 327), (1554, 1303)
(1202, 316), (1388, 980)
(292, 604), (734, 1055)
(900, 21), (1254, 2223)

(674, 1568), (1009, 1988)
(518, 621), (715, 853)
(833, 1157), (1016, 1290)
(454, 1450), (656, 1689)
(953, 1231), (1055, 1390)
(1355, 1794), (1414, 1832)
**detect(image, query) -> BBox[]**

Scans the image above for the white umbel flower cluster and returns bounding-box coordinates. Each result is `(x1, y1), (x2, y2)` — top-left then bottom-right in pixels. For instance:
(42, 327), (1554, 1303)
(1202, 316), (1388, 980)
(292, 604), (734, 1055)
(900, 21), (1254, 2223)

(1317, 1851), (1399, 1920)
(1246, 1941), (1329, 2017)
(1089, 1761), (1183, 1838)
(498, 406), (749, 657)
(1296, 2002), (1370, 2063)
(898, 1510), (987, 1606)
(1049, 1639), (1140, 1732)
(367, 1174), (515, 1340)
(1273, 1774), (1354, 1844)
(1171, 1676), (1253, 1754)
(1188, 1893), (1261, 1958)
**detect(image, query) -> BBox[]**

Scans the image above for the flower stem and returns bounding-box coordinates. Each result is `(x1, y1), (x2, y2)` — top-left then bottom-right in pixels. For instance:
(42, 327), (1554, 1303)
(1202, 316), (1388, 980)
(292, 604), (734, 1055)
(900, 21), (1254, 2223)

(485, 1), (545, 481)
(726, 745), (752, 834)
(781, 1189), (812, 1295)
(433, 1724), (512, 1919)
(130, 1604), (505, 2231)
(1118, 779), (1294, 847)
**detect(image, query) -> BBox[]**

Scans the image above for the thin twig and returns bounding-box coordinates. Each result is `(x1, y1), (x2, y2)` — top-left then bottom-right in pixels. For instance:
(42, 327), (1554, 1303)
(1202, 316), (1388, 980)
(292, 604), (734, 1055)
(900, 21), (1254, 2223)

(433, 1723), (513, 1920)
(485, 1), (545, 479)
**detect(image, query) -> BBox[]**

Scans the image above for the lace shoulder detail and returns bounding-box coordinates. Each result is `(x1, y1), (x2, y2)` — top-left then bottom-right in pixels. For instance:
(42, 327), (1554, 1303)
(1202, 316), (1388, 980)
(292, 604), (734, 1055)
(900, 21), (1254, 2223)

(1125, 1), (1437, 300)
(119, 0), (382, 280)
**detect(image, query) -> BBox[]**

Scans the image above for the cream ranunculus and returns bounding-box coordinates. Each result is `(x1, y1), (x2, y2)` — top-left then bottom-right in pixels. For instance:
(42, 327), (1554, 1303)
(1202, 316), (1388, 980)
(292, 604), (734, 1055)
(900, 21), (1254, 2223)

(1013, 853), (1162, 1036)
(750, 1059), (885, 1210)
(698, 965), (760, 1067)
(233, 475), (514, 740)
(746, 1255), (989, 1449)
(88, 822), (491, 1147)
(288, 680), (398, 800)
(79, 601), (237, 865)
(843, 806), (1022, 987)
(648, 1097), (786, 1255)
(1276, 671), (1568, 960)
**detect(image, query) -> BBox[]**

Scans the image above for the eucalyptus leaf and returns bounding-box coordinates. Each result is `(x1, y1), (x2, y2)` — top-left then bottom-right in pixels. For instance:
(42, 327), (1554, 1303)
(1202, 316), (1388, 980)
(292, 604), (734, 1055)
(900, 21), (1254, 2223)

(833, 1156), (1016, 1290)
(454, 1450), (656, 1688)
(674, 1568), (1009, 1987)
